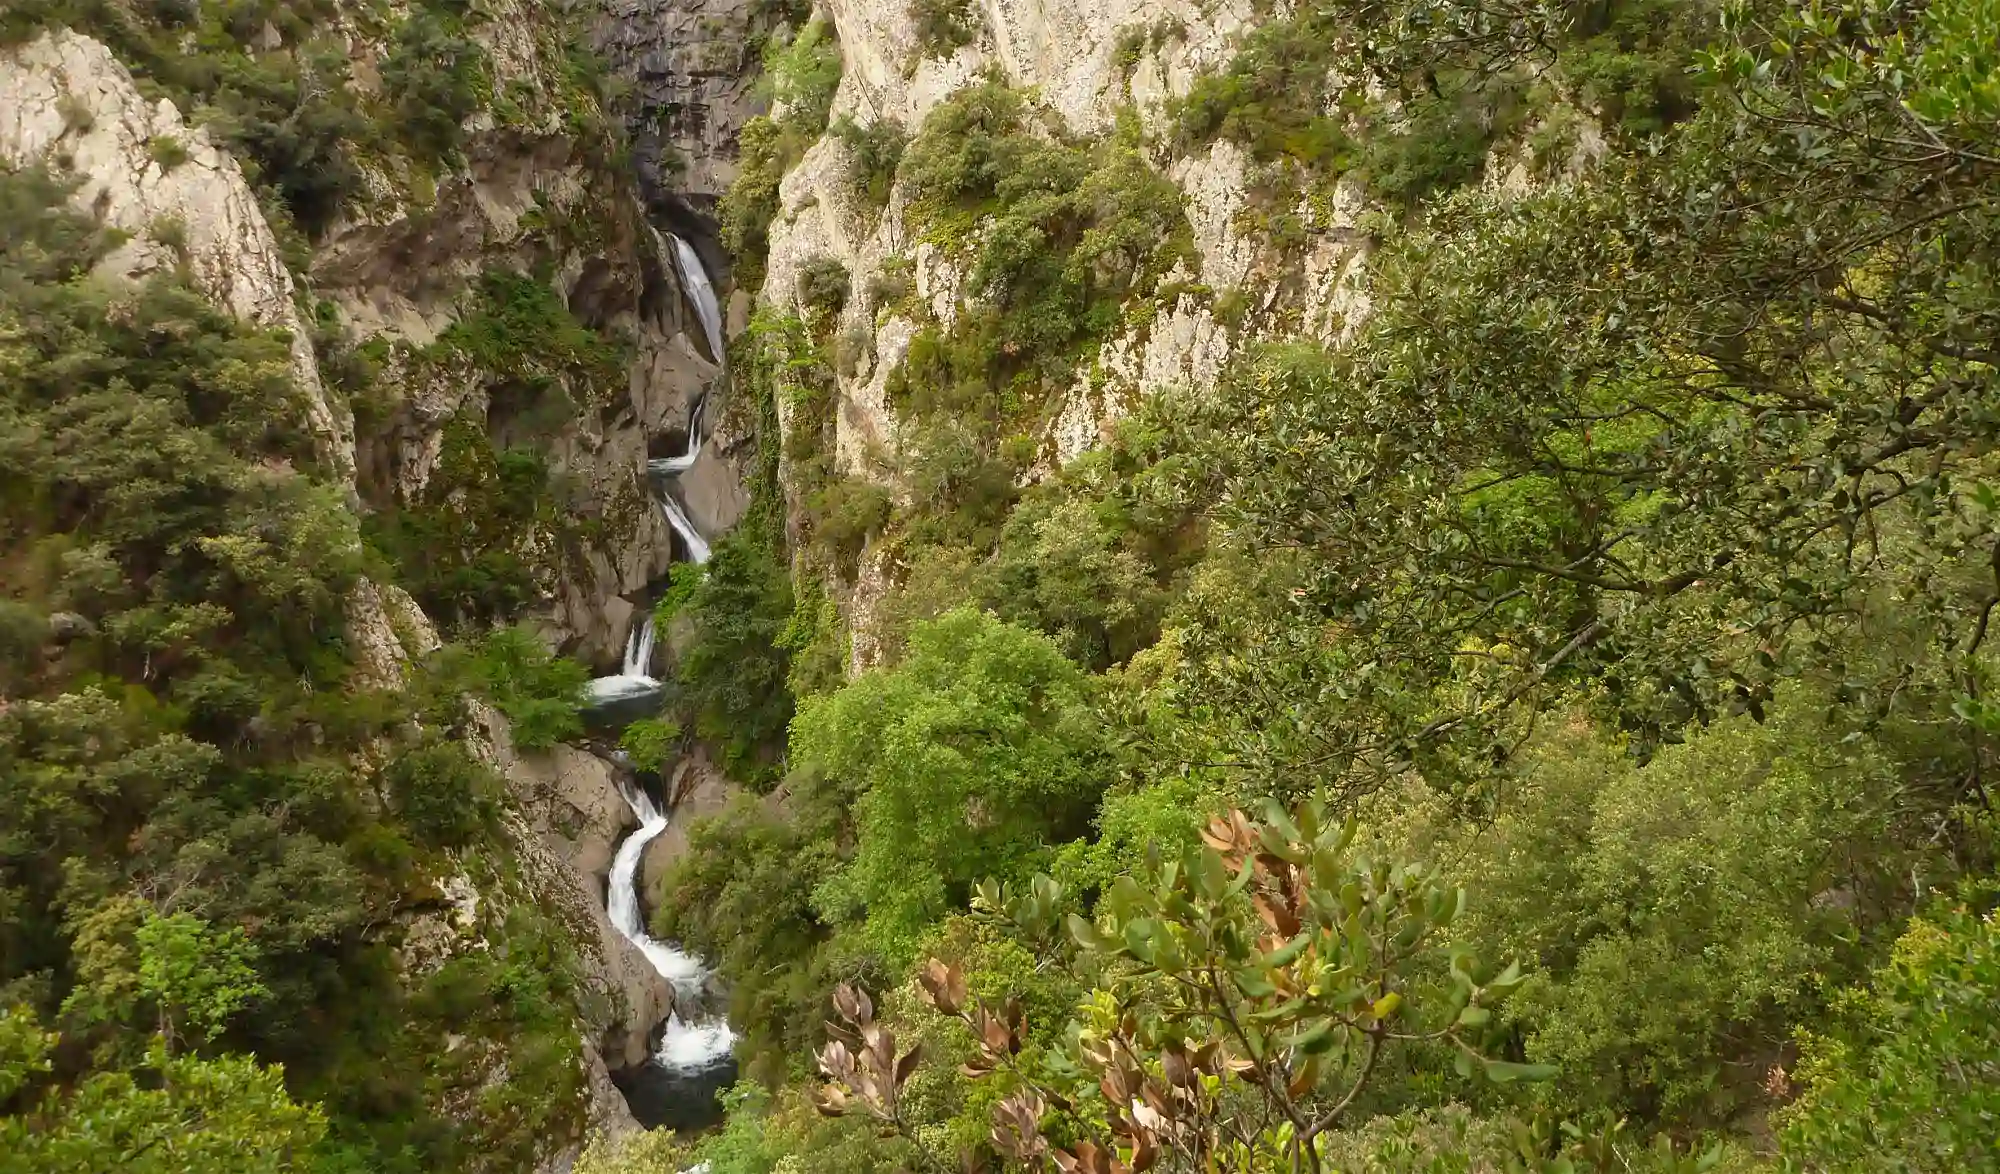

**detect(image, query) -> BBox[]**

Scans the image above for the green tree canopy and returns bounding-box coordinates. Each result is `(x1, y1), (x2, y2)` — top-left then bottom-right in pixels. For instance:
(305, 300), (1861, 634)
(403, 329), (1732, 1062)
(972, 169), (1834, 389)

(794, 609), (1112, 962)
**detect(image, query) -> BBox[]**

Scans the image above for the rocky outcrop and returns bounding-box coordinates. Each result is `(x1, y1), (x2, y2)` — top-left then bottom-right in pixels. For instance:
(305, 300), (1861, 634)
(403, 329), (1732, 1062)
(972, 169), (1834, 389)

(0, 30), (355, 482)
(640, 750), (742, 898)
(595, 0), (793, 212)
(0, 29), (439, 691)
(481, 733), (674, 1071)
(323, 126), (720, 667)
(727, 0), (1398, 663)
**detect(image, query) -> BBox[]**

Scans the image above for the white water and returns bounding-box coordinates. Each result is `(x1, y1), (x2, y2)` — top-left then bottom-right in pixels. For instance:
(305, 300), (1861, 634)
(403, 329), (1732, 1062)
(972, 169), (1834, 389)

(583, 615), (660, 706)
(583, 231), (733, 1079)
(667, 233), (726, 367)
(607, 778), (737, 1069)
(626, 615), (657, 677)
(659, 493), (712, 565)
(649, 397), (704, 478)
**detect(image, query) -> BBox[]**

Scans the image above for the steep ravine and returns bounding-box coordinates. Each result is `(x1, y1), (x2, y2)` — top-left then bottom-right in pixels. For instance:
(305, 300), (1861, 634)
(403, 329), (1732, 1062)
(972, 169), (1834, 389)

(1, 7), (761, 1162)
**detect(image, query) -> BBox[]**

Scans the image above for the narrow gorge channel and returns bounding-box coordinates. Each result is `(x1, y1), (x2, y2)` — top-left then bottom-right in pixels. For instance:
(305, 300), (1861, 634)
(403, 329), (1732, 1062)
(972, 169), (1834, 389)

(587, 234), (738, 1130)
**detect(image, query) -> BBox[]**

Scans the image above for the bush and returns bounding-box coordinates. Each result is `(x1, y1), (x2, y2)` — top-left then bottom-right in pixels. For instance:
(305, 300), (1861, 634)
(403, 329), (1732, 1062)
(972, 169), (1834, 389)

(720, 17), (843, 293)
(465, 625), (589, 750)
(619, 717), (684, 775)
(1456, 691), (1901, 1123)
(1173, 15), (1351, 165)
(886, 79), (1192, 479)
(383, 740), (504, 848)
(765, 16), (842, 133)
(909, 0), (980, 57)
(829, 114), (906, 212)
(438, 268), (625, 389)
(805, 477), (892, 576)
(381, 9), (489, 161)
(719, 117), (789, 294)
(1780, 880), (2000, 1171)
(1353, 82), (1527, 205)
(148, 134), (192, 170)
(864, 255), (917, 317)
(795, 254), (851, 319)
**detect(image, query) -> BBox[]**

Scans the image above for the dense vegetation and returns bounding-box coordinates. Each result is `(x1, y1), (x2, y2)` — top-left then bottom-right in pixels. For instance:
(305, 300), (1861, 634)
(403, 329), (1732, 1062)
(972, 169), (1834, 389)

(0, 0), (630, 1163)
(645, 0), (2000, 1171)
(0, 167), (599, 1171)
(10, 0), (2000, 1169)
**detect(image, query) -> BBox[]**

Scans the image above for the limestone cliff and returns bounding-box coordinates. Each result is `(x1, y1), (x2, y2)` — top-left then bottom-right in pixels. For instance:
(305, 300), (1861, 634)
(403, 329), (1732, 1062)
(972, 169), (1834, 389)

(686, 0), (1381, 669)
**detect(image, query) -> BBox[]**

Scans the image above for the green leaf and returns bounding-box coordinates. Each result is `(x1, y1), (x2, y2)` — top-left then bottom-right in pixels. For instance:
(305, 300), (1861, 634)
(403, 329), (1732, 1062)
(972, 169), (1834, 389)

(1286, 1020), (1337, 1054)
(1260, 931), (1312, 969)
(1124, 918), (1158, 963)
(1482, 1058), (1559, 1083)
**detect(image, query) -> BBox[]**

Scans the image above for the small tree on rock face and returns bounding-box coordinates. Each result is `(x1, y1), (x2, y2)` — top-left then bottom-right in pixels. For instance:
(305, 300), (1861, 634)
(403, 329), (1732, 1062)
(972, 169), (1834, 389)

(816, 803), (1546, 1174)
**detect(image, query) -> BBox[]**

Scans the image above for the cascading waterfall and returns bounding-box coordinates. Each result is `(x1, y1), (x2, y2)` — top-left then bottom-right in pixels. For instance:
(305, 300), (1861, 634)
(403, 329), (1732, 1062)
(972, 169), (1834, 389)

(665, 232), (726, 367)
(649, 397), (705, 477)
(583, 356), (734, 1087)
(606, 778), (736, 1071)
(582, 615), (661, 707)
(658, 492), (712, 566)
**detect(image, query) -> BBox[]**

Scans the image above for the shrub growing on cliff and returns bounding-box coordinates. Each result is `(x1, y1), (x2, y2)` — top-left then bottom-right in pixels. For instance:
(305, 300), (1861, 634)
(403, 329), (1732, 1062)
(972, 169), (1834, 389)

(382, 740), (506, 848)
(909, 0), (980, 58)
(829, 114), (905, 214)
(764, 15), (841, 132)
(886, 81), (1193, 492)
(459, 625), (589, 751)
(720, 15), (844, 291)
(794, 254), (851, 320)
(381, 8), (490, 161)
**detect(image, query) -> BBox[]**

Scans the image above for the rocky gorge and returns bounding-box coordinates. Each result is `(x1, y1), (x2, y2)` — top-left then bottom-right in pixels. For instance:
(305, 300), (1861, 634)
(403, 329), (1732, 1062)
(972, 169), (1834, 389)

(7, 0), (1993, 1169)
(0, 0), (1559, 1157)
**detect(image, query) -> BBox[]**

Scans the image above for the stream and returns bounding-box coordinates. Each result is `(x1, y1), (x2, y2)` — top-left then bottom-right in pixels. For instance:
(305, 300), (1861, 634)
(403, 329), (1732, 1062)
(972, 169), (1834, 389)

(587, 234), (738, 1128)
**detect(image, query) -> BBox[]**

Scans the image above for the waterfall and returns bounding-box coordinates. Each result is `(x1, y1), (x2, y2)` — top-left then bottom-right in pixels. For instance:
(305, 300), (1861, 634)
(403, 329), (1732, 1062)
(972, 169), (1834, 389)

(580, 236), (733, 1086)
(666, 233), (726, 368)
(659, 493), (712, 566)
(649, 397), (704, 478)
(584, 616), (661, 707)
(626, 615), (657, 678)
(605, 779), (737, 1071)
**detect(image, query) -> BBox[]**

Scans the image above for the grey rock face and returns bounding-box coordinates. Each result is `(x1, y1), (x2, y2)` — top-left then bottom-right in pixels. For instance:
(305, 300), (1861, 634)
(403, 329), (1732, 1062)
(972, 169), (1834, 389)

(594, 0), (787, 216)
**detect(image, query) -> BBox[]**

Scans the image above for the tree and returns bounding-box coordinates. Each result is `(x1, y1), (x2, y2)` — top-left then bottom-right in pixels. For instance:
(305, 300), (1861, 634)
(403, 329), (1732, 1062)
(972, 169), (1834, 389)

(672, 536), (798, 786)
(1184, 0), (2000, 805)
(1779, 880), (2000, 1172)
(793, 610), (1111, 963)
(814, 804), (1545, 1174)
(0, 1008), (326, 1174)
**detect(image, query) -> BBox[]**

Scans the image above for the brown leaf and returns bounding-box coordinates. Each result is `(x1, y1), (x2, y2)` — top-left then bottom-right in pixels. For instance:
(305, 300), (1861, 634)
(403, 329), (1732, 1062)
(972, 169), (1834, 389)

(917, 958), (968, 1016)
(894, 1043), (924, 1087)
(989, 1091), (1049, 1165)
(1254, 893), (1302, 938)
(832, 983), (867, 1026)
(1131, 1130), (1160, 1173)
(817, 1040), (855, 1079)
(1056, 1141), (1118, 1174)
